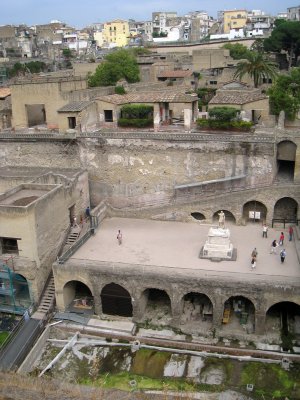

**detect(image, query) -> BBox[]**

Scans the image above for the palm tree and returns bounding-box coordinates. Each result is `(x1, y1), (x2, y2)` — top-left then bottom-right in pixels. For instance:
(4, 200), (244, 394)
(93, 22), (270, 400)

(234, 52), (278, 88)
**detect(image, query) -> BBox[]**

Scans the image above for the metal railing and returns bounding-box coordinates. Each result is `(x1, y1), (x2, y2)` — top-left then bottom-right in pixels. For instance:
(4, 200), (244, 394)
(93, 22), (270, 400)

(272, 219), (300, 228)
(58, 230), (92, 264)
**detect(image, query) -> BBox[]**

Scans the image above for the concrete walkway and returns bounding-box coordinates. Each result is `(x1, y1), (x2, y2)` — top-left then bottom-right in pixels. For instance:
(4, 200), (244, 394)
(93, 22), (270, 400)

(69, 218), (300, 283)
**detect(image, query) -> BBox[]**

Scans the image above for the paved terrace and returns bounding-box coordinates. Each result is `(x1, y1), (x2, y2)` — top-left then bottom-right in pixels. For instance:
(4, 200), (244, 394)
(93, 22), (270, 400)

(69, 218), (300, 285)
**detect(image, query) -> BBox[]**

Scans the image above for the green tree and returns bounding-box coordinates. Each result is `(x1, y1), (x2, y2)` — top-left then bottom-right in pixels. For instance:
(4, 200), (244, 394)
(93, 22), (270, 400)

(208, 107), (238, 121)
(88, 49), (140, 87)
(264, 21), (300, 69)
(234, 52), (278, 88)
(268, 67), (300, 120)
(223, 43), (251, 60)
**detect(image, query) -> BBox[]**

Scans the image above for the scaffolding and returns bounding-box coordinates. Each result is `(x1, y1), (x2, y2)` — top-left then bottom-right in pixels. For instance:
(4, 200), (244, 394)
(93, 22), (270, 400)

(0, 257), (32, 315)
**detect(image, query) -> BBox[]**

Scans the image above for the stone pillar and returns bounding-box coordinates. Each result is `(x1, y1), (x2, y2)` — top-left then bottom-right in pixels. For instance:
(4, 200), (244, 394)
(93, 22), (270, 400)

(184, 106), (192, 130)
(171, 297), (182, 326)
(55, 289), (65, 312)
(93, 296), (101, 316)
(212, 303), (223, 330)
(153, 103), (160, 132)
(255, 312), (266, 335)
(294, 141), (300, 183)
(193, 101), (199, 121)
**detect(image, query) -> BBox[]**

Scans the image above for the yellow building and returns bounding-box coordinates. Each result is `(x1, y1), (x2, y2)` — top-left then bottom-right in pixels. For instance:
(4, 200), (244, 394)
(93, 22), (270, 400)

(102, 19), (130, 47)
(223, 10), (247, 33)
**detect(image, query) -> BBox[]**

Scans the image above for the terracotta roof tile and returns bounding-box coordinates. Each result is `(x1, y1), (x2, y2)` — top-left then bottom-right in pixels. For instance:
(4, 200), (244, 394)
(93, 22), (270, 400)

(209, 89), (267, 105)
(97, 90), (197, 105)
(57, 101), (92, 112)
(157, 70), (193, 78)
(0, 88), (11, 99)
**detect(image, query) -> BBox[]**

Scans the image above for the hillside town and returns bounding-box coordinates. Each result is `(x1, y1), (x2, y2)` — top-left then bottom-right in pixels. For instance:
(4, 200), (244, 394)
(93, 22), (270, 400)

(0, 2), (300, 400)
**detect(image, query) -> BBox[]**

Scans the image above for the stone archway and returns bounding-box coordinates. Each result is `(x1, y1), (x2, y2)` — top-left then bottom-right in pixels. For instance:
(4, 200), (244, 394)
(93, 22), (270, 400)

(273, 197), (298, 221)
(140, 288), (172, 326)
(13, 273), (31, 309)
(191, 212), (206, 221)
(212, 210), (236, 224)
(181, 292), (213, 333)
(266, 301), (300, 349)
(276, 140), (297, 181)
(101, 283), (132, 317)
(222, 295), (255, 334)
(63, 280), (94, 313)
(242, 201), (267, 223)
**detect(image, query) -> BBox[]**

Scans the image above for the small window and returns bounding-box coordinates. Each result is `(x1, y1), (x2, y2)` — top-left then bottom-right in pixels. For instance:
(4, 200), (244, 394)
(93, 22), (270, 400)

(68, 117), (76, 129)
(1, 238), (19, 255)
(104, 110), (113, 122)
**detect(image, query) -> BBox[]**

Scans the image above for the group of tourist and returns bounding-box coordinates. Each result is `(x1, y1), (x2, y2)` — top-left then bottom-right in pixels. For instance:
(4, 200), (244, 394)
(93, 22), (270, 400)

(251, 224), (294, 269)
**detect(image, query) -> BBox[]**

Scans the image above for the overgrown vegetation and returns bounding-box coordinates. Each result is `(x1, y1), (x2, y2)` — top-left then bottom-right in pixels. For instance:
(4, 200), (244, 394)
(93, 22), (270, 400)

(7, 61), (46, 77)
(223, 43), (252, 60)
(88, 49), (140, 87)
(197, 88), (216, 109)
(114, 85), (126, 95)
(268, 66), (300, 120)
(0, 331), (9, 345)
(197, 106), (252, 131)
(118, 104), (153, 128)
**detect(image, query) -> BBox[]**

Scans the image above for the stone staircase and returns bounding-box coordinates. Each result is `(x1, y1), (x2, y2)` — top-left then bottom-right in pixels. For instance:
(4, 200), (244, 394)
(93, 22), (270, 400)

(65, 227), (81, 246)
(32, 274), (55, 320)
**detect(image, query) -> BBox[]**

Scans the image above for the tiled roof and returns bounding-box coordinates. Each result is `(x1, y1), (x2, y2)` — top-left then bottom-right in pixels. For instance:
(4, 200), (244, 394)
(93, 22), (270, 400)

(157, 70), (193, 78)
(0, 88), (11, 99)
(97, 90), (198, 105)
(209, 89), (267, 105)
(57, 101), (92, 112)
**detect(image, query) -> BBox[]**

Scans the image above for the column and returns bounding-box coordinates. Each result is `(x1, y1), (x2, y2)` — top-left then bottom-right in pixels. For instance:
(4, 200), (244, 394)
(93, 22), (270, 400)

(153, 103), (160, 132)
(255, 312), (266, 335)
(184, 106), (192, 130)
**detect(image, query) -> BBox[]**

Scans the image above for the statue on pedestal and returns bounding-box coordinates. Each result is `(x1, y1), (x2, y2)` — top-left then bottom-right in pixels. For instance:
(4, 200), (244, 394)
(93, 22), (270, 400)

(218, 210), (225, 229)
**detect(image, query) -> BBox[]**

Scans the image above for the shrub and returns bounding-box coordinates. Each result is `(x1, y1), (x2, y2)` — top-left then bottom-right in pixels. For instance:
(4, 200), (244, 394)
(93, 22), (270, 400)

(208, 107), (238, 122)
(196, 118), (252, 131)
(118, 118), (153, 128)
(120, 104), (153, 119)
(115, 86), (126, 95)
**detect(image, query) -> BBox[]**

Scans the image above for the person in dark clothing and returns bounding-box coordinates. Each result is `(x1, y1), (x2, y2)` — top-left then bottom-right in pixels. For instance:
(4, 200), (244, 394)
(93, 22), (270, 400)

(280, 249), (286, 263)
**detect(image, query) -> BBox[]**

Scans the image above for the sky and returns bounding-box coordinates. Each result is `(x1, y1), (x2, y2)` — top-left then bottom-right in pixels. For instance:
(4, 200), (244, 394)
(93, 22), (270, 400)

(0, 0), (290, 28)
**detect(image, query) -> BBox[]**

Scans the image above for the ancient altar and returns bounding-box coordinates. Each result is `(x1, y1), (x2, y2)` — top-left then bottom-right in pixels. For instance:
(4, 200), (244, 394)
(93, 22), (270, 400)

(200, 226), (235, 261)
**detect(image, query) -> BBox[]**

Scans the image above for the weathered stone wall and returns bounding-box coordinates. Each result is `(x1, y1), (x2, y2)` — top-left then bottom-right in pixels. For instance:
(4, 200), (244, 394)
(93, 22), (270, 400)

(0, 133), (298, 223)
(53, 260), (300, 335)
(77, 137), (276, 208)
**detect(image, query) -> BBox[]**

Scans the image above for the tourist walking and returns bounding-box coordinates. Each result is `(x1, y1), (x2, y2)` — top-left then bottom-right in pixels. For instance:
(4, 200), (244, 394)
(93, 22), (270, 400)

(250, 256), (257, 270)
(117, 230), (122, 245)
(251, 248), (258, 259)
(262, 224), (268, 238)
(270, 240), (278, 254)
(280, 249), (286, 263)
(279, 232), (284, 246)
(289, 226), (294, 241)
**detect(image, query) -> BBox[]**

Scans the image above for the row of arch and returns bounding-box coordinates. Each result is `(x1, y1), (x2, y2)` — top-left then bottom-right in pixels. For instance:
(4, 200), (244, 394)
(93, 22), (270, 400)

(62, 281), (300, 335)
(191, 197), (298, 223)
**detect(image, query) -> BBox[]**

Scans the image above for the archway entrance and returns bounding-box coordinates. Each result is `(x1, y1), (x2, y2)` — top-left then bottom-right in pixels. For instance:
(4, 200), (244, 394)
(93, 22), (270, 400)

(141, 288), (172, 326)
(243, 201), (267, 223)
(276, 141), (296, 181)
(212, 210), (236, 224)
(101, 283), (132, 317)
(273, 197), (298, 221)
(222, 296), (255, 334)
(191, 212), (206, 221)
(181, 292), (213, 334)
(0, 268), (32, 314)
(266, 302), (300, 350)
(63, 281), (94, 314)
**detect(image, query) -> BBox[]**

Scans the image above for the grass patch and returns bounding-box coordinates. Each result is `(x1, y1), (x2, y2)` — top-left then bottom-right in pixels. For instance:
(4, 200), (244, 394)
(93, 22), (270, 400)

(81, 371), (217, 393)
(131, 348), (170, 378)
(0, 331), (9, 345)
(240, 362), (299, 398)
